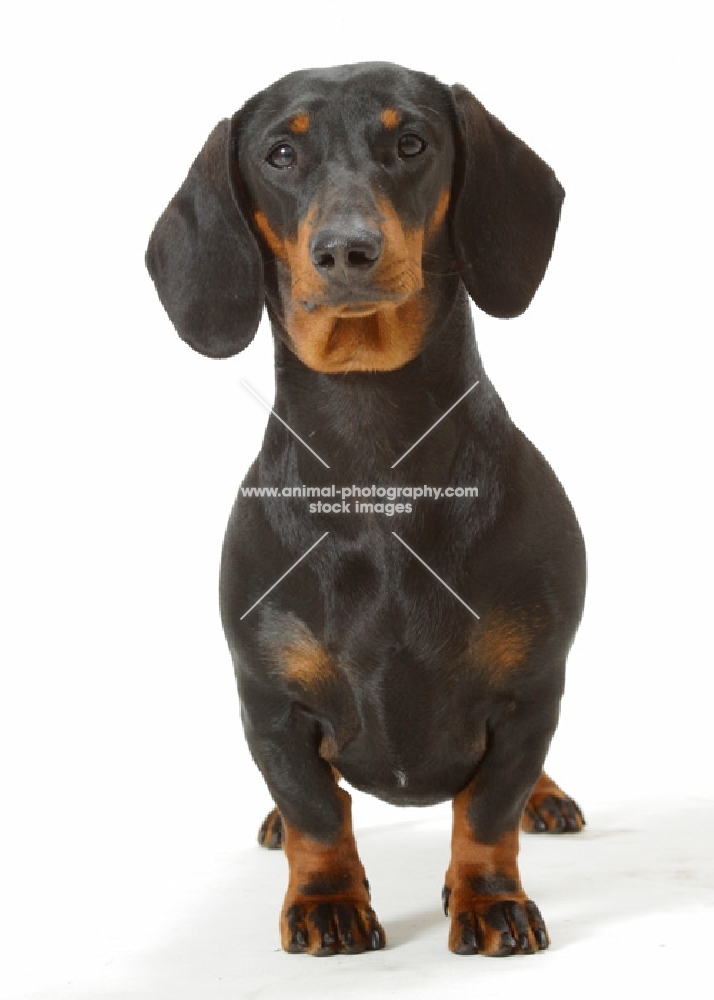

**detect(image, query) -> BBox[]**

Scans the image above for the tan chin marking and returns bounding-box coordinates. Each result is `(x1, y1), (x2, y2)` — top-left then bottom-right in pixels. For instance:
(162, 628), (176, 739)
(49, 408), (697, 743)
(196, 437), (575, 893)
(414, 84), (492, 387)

(287, 295), (425, 373)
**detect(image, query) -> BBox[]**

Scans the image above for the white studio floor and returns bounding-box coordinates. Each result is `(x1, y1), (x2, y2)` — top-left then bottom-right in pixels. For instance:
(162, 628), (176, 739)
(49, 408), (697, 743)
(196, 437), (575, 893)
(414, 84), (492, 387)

(6, 794), (713, 999)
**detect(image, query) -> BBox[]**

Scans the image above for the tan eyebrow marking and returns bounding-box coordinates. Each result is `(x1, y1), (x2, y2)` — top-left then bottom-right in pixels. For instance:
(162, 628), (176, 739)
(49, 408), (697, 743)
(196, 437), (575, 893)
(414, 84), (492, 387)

(380, 108), (400, 129)
(290, 113), (310, 134)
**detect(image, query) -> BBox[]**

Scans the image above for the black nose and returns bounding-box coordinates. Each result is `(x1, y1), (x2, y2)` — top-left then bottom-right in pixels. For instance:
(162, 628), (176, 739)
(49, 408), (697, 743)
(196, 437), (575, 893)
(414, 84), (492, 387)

(310, 228), (383, 276)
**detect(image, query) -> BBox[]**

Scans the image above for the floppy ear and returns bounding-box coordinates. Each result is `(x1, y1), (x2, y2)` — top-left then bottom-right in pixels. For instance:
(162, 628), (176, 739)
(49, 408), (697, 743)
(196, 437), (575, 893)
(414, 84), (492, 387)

(450, 84), (564, 319)
(145, 119), (264, 358)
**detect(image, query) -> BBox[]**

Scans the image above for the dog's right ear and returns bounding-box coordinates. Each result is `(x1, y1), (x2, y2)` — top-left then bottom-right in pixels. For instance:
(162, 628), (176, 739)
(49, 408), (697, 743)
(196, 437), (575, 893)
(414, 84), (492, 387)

(145, 119), (263, 359)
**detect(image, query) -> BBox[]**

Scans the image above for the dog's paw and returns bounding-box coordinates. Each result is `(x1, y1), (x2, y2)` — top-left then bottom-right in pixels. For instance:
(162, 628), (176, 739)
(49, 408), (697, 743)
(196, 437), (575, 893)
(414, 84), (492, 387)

(443, 888), (548, 956)
(522, 790), (585, 834)
(257, 807), (284, 849)
(282, 897), (386, 956)
(522, 773), (585, 833)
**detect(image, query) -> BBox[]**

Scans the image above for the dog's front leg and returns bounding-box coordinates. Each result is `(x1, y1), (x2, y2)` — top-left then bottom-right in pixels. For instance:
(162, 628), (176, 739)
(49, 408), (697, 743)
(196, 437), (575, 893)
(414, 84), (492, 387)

(280, 785), (386, 956)
(244, 710), (385, 956)
(442, 704), (558, 956)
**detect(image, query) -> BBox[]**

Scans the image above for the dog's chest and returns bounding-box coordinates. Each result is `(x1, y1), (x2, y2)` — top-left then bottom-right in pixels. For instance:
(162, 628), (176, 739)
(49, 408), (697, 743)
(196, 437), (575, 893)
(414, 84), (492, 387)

(264, 586), (495, 805)
(320, 639), (491, 806)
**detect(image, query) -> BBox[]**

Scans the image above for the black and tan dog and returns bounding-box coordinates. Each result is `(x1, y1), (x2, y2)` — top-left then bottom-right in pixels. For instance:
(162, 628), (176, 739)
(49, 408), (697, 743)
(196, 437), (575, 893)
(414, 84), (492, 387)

(146, 62), (586, 958)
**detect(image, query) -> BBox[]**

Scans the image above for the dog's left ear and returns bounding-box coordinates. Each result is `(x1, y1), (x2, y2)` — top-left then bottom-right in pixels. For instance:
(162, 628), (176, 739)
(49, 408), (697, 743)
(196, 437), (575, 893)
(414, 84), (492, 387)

(145, 119), (264, 359)
(450, 85), (564, 319)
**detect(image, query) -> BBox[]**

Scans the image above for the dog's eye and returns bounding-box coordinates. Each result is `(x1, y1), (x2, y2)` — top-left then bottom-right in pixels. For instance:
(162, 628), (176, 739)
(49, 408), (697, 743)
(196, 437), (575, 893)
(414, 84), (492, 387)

(398, 133), (427, 159)
(267, 143), (296, 169)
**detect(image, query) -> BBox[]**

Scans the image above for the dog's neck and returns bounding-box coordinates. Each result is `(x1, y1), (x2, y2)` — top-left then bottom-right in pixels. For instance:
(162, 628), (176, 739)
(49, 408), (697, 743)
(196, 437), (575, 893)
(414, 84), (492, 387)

(264, 282), (511, 485)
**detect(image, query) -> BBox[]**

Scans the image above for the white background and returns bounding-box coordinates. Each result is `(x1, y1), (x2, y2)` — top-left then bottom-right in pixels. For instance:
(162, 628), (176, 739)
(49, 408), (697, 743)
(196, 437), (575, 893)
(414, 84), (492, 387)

(1, 2), (712, 997)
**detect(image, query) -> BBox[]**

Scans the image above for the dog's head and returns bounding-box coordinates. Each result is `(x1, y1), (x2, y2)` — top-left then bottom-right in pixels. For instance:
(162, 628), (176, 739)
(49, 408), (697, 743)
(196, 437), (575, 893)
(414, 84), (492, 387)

(146, 63), (564, 373)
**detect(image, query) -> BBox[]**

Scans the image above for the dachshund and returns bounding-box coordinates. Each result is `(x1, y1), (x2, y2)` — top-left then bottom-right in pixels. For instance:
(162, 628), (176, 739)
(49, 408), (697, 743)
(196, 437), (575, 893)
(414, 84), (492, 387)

(146, 61), (586, 957)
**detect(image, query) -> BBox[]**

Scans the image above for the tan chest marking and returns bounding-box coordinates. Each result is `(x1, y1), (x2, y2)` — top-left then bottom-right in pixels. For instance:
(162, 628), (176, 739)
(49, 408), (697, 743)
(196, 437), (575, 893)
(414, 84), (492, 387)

(280, 628), (333, 688)
(472, 609), (543, 678)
